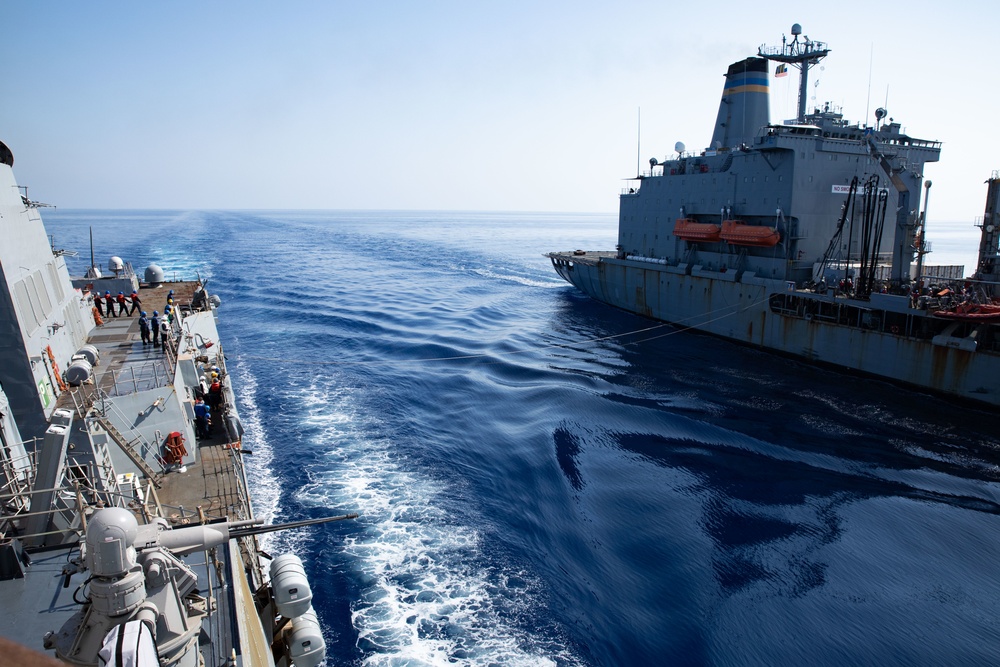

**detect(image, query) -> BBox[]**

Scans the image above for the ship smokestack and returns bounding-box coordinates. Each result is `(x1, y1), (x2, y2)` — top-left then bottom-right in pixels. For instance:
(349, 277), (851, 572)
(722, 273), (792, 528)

(710, 57), (770, 150)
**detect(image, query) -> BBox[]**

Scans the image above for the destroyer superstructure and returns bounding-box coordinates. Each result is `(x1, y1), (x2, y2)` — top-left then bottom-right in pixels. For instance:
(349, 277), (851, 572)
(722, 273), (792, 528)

(549, 24), (1000, 407)
(0, 138), (353, 666)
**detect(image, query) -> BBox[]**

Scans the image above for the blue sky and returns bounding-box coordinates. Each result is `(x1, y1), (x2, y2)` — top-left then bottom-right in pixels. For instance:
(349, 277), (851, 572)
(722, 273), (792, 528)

(2, 1), (998, 227)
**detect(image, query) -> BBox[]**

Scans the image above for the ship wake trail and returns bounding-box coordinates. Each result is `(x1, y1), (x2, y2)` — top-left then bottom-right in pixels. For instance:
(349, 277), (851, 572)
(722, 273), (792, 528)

(288, 380), (584, 667)
(233, 359), (299, 553)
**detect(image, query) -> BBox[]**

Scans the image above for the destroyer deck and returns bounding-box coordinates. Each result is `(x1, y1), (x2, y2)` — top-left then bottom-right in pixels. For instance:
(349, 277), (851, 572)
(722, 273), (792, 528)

(55, 280), (249, 526)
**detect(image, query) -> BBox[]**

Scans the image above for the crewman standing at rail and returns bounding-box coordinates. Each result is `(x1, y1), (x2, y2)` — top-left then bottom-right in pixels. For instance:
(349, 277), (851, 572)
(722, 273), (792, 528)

(138, 311), (150, 345)
(150, 310), (160, 346)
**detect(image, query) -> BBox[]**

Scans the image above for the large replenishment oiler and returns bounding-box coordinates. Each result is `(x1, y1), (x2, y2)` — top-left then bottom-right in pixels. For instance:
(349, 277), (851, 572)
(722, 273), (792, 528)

(0, 137), (354, 665)
(549, 24), (1000, 408)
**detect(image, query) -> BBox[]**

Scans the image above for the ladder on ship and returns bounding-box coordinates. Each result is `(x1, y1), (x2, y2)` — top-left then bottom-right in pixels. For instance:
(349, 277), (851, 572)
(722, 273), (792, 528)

(90, 414), (163, 489)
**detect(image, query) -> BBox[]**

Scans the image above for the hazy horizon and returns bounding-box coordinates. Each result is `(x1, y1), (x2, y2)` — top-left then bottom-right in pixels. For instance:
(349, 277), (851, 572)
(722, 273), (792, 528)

(3, 1), (998, 229)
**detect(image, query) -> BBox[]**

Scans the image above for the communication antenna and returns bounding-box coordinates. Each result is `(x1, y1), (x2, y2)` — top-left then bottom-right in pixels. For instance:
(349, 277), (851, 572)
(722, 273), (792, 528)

(84, 226), (102, 279)
(865, 43), (874, 126)
(758, 23), (830, 123)
(636, 107), (641, 178)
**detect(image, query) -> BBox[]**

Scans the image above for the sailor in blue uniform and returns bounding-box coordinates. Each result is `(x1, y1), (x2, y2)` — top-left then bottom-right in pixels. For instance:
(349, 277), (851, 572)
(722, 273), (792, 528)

(138, 311), (150, 345)
(150, 310), (160, 346)
(194, 398), (211, 438)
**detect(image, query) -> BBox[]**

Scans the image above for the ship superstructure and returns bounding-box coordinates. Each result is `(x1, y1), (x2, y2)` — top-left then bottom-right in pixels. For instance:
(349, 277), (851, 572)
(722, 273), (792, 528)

(549, 25), (1000, 407)
(0, 142), (95, 439)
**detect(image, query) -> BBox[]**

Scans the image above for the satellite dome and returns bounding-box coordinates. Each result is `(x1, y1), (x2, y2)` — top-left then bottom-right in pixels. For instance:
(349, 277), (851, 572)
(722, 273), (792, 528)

(791, 23), (802, 36)
(108, 256), (124, 272)
(675, 141), (686, 154)
(144, 263), (164, 286)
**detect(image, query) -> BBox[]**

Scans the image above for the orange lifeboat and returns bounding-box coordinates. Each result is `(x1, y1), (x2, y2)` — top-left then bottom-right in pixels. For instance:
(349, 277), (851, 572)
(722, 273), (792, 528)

(720, 220), (781, 247)
(932, 303), (1000, 322)
(673, 218), (721, 243)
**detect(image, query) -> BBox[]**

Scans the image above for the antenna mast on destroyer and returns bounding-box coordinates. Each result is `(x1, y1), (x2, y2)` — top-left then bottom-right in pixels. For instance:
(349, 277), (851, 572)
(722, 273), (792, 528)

(758, 23), (830, 123)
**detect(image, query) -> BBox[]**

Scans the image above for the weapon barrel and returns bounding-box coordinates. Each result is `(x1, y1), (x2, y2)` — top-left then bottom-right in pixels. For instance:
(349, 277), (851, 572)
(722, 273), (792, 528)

(228, 513), (358, 539)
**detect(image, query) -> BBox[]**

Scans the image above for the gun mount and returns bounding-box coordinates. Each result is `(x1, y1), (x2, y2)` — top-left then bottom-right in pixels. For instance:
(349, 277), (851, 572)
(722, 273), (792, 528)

(46, 507), (357, 667)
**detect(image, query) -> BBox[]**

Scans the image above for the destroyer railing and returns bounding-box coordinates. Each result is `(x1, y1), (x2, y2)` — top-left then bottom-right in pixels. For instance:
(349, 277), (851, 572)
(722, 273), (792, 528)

(0, 472), (235, 544)
(110, 357), (173, 396)
(0, 444), (38, 515)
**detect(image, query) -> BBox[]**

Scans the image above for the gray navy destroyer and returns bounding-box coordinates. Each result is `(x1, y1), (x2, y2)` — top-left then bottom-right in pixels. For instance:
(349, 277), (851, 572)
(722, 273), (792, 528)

(549, 24), (1000, 408)
(0, 137), (354, 665)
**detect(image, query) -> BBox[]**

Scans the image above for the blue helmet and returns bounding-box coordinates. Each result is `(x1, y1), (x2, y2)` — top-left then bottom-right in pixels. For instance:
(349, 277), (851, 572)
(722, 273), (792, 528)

(153, 310), (159, 315)
(141, 311), (147, 316)
(105, 290), (110, 295)
(118, 291), (123, 295)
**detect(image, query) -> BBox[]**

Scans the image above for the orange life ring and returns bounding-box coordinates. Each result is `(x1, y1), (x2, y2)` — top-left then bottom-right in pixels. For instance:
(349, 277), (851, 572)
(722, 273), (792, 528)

(890, 325), (900, 334)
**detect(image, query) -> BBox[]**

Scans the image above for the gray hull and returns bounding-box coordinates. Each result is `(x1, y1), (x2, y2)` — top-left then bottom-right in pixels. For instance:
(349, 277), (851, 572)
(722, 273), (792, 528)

(550, 251), (1000, 407)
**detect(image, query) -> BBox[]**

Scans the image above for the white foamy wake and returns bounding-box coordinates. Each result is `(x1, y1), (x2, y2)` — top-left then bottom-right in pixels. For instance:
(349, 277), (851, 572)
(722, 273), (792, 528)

(448, 261), (565, 289)
(232, 359), (304, 554)
(290, 381), (582, 667)
(471, 267), (566, 289)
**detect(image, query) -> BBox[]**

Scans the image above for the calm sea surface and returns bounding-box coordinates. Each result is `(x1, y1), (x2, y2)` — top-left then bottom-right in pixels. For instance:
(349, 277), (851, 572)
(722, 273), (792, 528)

(45, 210), (1000, 666)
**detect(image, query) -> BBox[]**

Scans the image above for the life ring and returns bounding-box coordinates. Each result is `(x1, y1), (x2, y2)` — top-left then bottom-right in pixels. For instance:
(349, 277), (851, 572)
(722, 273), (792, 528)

(46, 345), (68, 392)
(890, 325), (900, 334)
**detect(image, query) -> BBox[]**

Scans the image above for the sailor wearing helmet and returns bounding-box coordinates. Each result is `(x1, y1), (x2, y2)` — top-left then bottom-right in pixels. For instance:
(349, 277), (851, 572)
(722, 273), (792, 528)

(150, 310), (160, 346)
(104, 291), (117, 317)
(128, 290), (142, 316)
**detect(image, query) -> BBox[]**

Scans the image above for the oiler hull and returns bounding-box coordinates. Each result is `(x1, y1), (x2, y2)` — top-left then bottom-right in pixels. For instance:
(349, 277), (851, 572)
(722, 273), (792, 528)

(549, 252), (1000, 408)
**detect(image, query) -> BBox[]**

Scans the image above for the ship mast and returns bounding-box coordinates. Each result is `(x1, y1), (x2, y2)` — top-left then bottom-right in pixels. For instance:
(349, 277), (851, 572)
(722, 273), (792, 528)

(759, 23), (830, 123)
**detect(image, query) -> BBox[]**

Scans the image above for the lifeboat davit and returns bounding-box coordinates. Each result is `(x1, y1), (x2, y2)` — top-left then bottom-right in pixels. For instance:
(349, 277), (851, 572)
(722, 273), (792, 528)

(932, 303), (1000, 322)
(673, 218), (721, 242)
(720, 220), (781, 247)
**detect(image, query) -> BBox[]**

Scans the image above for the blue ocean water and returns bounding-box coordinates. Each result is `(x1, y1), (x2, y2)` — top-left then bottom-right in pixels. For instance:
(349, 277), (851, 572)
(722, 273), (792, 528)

(46, 210), (1000, 666)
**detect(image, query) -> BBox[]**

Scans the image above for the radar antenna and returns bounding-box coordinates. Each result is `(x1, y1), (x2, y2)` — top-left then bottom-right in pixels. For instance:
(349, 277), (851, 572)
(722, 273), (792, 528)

(758, 23), (830, 123)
